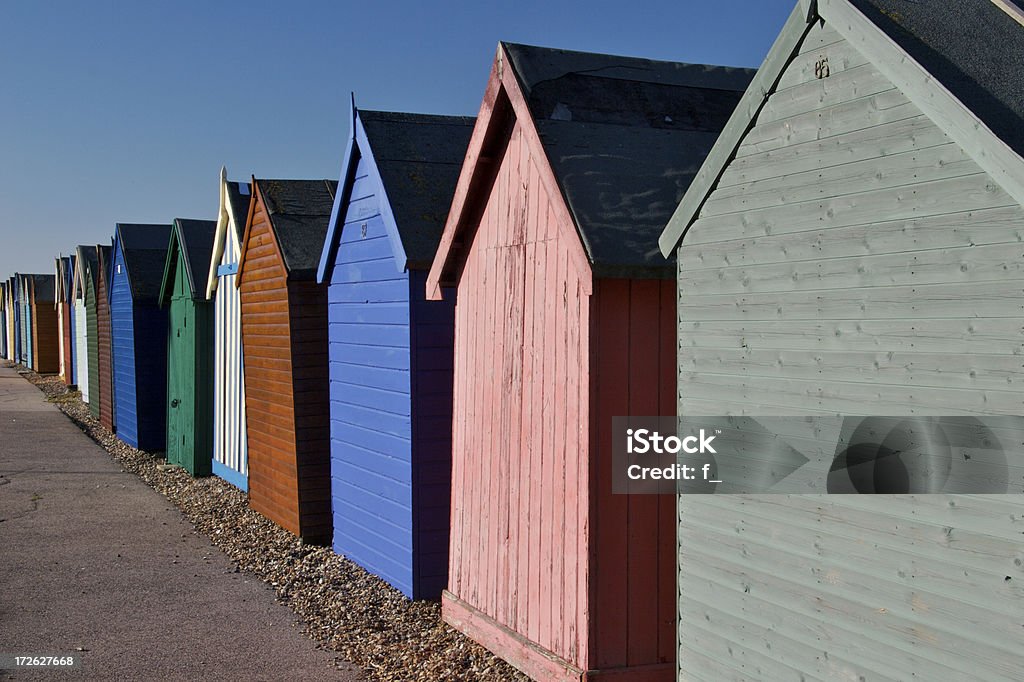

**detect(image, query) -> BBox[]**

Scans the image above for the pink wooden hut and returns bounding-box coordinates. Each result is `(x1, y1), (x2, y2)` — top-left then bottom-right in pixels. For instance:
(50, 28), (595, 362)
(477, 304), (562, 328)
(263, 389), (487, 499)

(427, 43), (752, 681)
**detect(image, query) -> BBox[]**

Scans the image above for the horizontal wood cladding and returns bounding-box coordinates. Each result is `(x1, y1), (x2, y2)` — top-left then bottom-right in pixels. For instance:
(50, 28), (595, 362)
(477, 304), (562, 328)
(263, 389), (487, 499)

(97, 256), (115, 432)
(241, 205), (299, 536)
(110, 244), (139, 448)
(87, 292), (100, 419)
(240, 195), (331, 543)
(676, 20), (1024, 681)
(447, 122), (593, 669)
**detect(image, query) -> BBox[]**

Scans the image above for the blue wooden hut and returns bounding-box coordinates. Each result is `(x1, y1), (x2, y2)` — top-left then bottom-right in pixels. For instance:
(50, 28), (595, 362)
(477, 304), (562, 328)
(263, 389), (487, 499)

(317, 107), (474, 599)
(110, 223), (172, 451)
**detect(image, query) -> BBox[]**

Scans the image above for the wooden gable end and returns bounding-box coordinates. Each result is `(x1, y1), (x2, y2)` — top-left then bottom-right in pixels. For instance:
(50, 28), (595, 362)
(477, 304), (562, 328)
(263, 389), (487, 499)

(426, 45), (592, 300)
(238, 180), (302, 537)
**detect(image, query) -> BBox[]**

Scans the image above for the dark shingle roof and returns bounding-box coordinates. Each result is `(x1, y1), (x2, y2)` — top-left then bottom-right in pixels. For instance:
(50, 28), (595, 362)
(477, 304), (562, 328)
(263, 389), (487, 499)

(502, 42), (754, 277)
(257, 179), (338, 279)
(854, 0), (1024, 159)
(226, 181), (252, 244)
(76, 245), (99, 295)
(359, 110), (475, 268)
(172, 219), (218, 299)
(31, 274), (55, 303)
(116, 223), (172, 304)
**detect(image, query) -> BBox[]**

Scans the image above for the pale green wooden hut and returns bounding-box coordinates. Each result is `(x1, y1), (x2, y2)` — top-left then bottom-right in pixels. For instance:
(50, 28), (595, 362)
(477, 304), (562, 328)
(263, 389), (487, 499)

(659, 0), (1024, 679)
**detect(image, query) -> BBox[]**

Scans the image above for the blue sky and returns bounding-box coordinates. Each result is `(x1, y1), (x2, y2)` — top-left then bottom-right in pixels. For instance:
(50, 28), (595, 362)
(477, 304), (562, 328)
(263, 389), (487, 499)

(0, 0), (793, 279)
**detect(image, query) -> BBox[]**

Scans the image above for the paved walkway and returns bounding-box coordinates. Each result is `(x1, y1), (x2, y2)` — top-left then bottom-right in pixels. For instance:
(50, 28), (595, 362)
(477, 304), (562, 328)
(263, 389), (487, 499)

(0, 367), (361, 681)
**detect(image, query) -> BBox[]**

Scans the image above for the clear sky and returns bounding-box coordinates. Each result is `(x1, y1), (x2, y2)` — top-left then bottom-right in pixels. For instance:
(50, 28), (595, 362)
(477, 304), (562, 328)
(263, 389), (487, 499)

(0, 0), (794, 279)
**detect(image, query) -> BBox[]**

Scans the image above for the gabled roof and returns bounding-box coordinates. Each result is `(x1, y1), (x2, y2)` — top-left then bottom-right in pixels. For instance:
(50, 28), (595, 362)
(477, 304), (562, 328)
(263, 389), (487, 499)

(427, 42), (754, 293)
(160, 218), (217, 303)
(205, 167), (252, 299)
(30, 274), (55, 303)
(113, 223), (173, 304)
(244, 178), (337, 280)
(318, 106), (475, 281)
(75, 245), (99, 299)
(54, 255), (74, 305)
(659, 0), (1024, 254)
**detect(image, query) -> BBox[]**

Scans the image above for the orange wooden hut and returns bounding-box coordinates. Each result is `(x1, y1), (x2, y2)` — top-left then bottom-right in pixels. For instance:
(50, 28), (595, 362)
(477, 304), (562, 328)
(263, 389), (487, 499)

(237, 178), (337, 543)
(427, 43), (752, 680)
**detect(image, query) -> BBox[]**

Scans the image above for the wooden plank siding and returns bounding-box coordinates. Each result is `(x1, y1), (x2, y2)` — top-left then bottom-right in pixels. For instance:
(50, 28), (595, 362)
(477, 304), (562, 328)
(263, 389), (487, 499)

(30, 281), (59, 374)
(74, 300), (88, 401)
(327, 152), (416, 595)
(86, 275), (100, 418)
(110, 233), (167, 450)
(96, 246), (115, 432)
(110, 241), (140, 447)
(240, 199), (299, 535)
(675, 18), (1024, 681)
(212, 222), (248, 489)
(445, 121), (597, 676)
(591, 278), (677, 670)
(408, 269), (456, 599)
(239, 187), (332, 544)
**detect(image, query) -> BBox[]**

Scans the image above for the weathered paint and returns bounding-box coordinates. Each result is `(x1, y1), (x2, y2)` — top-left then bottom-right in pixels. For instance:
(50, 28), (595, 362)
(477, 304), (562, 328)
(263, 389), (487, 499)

(238, 179), (335, 543)
(207, 171), (250, 491)
(109, 226), (170, 451)
(429, 49), (683, 678)
(318, 109), (470, 600)
(161, 219), (216, 476)
(662, 6), (1024, 680)
(56, 256), (75, 385)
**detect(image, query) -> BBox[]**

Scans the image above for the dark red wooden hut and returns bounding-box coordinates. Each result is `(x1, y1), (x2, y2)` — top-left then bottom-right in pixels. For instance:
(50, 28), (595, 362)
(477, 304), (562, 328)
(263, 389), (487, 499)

(427, 43), (752, 681)
(96, 243), (115, 432)
(236, 178), (337, 543)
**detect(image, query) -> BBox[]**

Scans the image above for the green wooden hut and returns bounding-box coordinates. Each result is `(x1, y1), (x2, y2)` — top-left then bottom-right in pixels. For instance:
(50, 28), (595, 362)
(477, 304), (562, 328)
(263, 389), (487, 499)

(159, 219), (218, 476)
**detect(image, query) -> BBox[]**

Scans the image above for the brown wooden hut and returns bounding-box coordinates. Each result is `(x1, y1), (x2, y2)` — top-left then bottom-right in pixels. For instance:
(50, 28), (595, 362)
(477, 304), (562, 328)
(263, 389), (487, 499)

(236, 178), (337, 543)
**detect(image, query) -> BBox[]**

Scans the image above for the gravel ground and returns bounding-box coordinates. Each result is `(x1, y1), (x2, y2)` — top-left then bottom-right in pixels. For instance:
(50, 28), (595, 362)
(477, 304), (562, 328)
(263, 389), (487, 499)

(15, 366), (528, 682)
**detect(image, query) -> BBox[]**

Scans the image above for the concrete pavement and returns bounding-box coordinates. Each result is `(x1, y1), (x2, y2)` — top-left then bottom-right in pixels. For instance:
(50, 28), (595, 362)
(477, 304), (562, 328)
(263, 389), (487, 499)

(0, 367), (361, 681)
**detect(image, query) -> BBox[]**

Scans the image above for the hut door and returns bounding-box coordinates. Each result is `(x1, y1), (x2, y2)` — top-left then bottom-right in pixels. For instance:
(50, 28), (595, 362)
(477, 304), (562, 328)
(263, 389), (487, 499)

(167, 299), (194, 468)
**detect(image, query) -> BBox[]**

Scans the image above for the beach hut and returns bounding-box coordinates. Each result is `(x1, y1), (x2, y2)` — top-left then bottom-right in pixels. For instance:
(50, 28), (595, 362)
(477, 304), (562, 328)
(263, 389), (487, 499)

(237, 178), (337, 543)
(657, 1), (1024, 679)
(160, 218), (217, 474)
(76, 246), (98, 407)
(55, 255), (76, 386)
(19, 274), (32, 367)
(109, 224), (171, 451)
(10, 276), (21, 365)
(205, 169), (252, 490)
(426, 43), (752, 680)
(0, 282), (7, 360)
(317, 107), (473, 599)
(3, 279), (13, 361)
(94, 241), (115, 428)
(28, 275), (59, 374)
(72, 248), (90, 397)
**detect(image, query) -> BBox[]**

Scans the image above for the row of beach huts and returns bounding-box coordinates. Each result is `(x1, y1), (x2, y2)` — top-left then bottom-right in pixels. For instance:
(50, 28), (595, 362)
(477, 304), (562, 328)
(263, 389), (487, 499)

(3, 1), (1024, 680)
